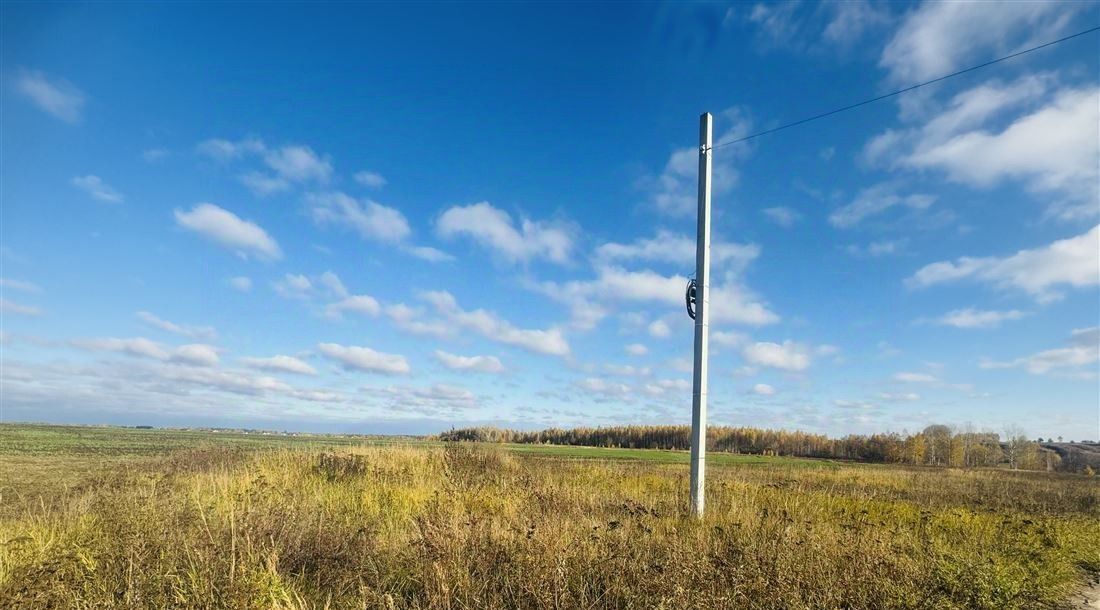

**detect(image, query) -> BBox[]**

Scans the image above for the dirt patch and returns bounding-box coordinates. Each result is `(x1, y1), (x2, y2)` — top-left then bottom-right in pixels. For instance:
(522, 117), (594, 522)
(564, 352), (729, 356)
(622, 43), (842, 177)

(1071, 578), (1100, 609)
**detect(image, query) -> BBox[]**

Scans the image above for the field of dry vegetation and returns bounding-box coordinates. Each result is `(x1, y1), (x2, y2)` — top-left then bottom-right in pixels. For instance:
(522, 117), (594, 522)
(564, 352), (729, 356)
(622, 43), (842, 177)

(1, 424), (1098, 609)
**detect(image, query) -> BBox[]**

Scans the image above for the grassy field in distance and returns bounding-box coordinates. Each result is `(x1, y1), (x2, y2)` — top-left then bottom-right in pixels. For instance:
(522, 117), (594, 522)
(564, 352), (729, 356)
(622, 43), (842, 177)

(1, 423), (1098, 609)
(499, 441), (838, 468)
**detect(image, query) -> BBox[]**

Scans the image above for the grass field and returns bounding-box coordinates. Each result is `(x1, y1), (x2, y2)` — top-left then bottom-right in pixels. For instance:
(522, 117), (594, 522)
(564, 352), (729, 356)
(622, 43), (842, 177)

(1, 423), (1098, 609)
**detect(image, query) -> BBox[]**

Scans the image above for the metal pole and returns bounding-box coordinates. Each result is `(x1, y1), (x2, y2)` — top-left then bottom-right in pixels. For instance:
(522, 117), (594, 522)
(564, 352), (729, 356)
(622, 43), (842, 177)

(690, 112), (712, 518)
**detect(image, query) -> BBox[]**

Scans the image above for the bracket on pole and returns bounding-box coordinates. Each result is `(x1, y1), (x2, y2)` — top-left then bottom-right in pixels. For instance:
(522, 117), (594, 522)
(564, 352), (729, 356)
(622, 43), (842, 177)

(685, 279), (697, 320)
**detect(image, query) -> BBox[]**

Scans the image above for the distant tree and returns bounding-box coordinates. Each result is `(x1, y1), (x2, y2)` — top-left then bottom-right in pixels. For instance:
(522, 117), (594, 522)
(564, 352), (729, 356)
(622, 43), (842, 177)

(923, 425), (952, 466)
(1003, 425), (1029, 470)
(959, 422), (977, 468)
(905, 433), (927, 465)
(948, 434), (966, 468)
(438, 423), (1063, 472)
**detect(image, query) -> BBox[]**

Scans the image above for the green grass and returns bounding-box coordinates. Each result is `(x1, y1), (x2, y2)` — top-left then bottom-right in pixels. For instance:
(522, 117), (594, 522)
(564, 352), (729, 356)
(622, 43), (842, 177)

(0, 423), (425, 520)
(500, 442), (837, 468)
(0, 422), (404, 456)
(1, 423), (1098, 609)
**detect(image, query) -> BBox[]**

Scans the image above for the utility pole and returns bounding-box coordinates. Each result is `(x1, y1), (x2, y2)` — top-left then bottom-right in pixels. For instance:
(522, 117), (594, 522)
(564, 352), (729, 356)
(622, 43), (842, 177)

(690, 112), (713, 518)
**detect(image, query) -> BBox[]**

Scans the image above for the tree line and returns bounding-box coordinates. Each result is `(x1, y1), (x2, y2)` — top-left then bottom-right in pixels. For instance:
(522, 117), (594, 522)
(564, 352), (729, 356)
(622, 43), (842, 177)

(439, 424), (1082, 472)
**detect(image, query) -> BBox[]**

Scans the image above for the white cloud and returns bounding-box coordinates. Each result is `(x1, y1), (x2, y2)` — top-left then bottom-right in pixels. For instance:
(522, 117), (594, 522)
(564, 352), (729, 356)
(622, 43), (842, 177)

(227, 276), (253, 292)
(136, 311), (217, 341)
(535, 232), (775, 333)
(746, 2), (802, 49)
(641, 108), (752, 216)
(72, 336), (220, 368)
(822, 0), (890, 47)
(847, 239), (908, 257)
(174, 203), (282, 261)
(834, 399), (877, 410)
(981, 326), (1099, 377)
(816, 344), (840, 357)
(0, 356), (383, 421)
(71, 175), (123, 203)
(712, 283), (782, 327)
(879, 392), (920, 402)
(317, 271), (348, 298)
(386, 383), (479, 411)
(930, 308), (1027, 329)
(0, 278), (41, 293)
(577, 377), (632, 398)
(1072, 327), (1100, 347)
(864, 74), (1099, 219)
(354, 171), (387, 188)
(668, 357), (693, 373)
(263, 145), (332, 183)
(741, 340), (811, 372)
(171, 344), (220, 367)
(436, 202), (574, 264)
(761, 207), (801, 228)
(434, 351), (505, 374)
(302, 194), (448, 261)
(414, 384), (479, 409)
(272, 271), (349, 302)
(307, 191), (411, 244)
(880, 1), (1082, 83)
(829, 183), (935, 228)
(71, 337), (170, 361)
(0, 298), (42, 316)
(16, 69), (85, 123)
(907, 225), (1099, 303)
(405, 245), (454, 263)
(317, 343), (410, 375)
(907, 86), (1098, 219)
(141, 148), (169, 163)
(198, 139), (334, 191)
(522, 278), (609, 332)
(605, 267), (778, 326)
(878, 341), (902, 358)
(893, 372), (938, 383)
(239, 172), (290, 197)
(604, 364), (651, 377)
(531, 265), (778, 329)
(324, 295), (382, 319)
(648, 319), (671, 338)
(625, 343), (648, 356)
(162, 365), (291, 395)
(272, 273), (314, 300)
(641, 378), (691, 396)
(743, 1), (889, 52)
(711, 330), (748, 348)
(595, 231), (760, 272)
(752, 383), (776, 396)
(423, 290), (570, 357)
(196, 137), (265, 161)
(270, 271), (382, 321)
(384, 304), (453, 339)
(241, 355), (317, 376)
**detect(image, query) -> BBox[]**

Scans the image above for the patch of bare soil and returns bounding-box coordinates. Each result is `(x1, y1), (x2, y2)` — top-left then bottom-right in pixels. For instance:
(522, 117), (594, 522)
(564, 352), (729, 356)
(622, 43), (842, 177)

(1071, 577), (1100, 609)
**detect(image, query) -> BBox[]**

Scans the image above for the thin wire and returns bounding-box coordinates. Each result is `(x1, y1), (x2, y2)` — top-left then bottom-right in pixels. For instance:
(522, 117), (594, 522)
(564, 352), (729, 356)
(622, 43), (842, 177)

(713, 25), (1100, 150)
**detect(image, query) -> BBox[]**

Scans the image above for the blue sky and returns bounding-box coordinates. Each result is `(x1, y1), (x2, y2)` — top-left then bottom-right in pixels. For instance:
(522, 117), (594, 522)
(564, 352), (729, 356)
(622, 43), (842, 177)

(2, 1), (1098, 439)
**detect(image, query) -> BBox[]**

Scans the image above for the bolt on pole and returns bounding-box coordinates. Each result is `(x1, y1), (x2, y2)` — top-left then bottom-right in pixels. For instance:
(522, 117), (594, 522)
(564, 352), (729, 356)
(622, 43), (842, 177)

(690, 112), (712, 518)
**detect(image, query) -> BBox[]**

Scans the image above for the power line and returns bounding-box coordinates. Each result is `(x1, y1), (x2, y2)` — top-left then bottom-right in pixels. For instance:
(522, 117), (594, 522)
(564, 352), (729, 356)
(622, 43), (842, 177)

(713, 25), (1100, 150)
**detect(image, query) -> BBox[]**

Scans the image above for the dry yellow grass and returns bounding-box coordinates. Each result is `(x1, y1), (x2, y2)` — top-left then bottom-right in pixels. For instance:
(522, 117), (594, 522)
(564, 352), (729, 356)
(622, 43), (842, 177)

(1, 438), (1098, 609)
